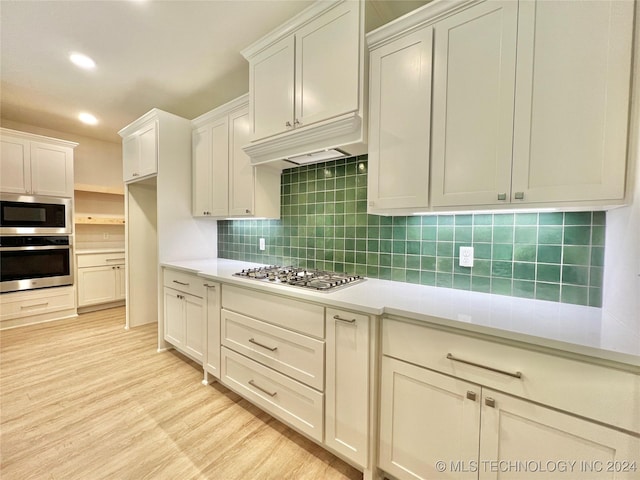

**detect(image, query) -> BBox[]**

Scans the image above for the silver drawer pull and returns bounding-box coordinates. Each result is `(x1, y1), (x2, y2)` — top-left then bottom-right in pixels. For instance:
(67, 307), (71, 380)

(333, 314), (356, 323)
(249, 338), (278, 352)
(172, 280), (189, 286)
(248, 379), (277, 397)
(446, 353), (522, 379)
(203, 283), (216, 288)
(485, 397), (496, 408)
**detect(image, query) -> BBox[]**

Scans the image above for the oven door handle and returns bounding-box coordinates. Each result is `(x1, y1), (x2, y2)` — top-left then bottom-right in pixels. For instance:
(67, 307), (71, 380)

(0, 245), (71, 251)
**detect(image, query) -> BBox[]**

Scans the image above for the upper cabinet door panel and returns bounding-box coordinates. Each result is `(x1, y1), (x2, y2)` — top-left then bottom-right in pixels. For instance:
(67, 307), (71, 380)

(30, 142), (74, 197)
(512, 0), (634, 203)
(295, 1), (360, 128)
(228, 107), (254, 216)
(0, 137), (30, 194)
(368, 26), (433, 212)
(137, 121), (158, 178)
(431, 0), (518, 207)
(209, 117), (231, 217)
(249, 36), (295, 142)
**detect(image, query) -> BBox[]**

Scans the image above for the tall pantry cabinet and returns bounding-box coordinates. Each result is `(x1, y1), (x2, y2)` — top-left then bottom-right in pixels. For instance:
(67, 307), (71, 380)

(118, 109), (217, 343)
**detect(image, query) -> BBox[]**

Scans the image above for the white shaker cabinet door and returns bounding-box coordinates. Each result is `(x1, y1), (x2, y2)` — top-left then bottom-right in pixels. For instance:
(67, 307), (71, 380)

(228, 106), (253, 217)
(183, 293), (204, 362)
(367, 26), (433, 213)
(379, 356), (481, 480)
(77, 266), (118, 307)
(249, 36), (295, 142)
(430, 0), (518, 208)
(30, 141), (74, 197)
(479, 389), (640, 480)
(0, 136), (31, 194)
(511, 0), (634, 204)
(294, 0), (360, 128)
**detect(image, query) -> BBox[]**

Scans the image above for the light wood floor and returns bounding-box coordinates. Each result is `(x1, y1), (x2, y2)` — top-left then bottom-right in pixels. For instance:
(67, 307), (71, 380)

(0, 307), (361, 480)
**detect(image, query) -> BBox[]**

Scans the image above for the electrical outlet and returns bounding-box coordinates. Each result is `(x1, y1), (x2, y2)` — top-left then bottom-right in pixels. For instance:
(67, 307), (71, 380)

(459, 246), (474, 267)
(259, 238), (265, 251)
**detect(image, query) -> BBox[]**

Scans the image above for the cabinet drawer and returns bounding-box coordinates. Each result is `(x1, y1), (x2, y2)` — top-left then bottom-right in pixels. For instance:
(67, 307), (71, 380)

(0, 286), (75, 321)
(222, 284), (324, 338)
(77, 252), (125, 268)
(163, 269), (204, 298)
(383, 318), (640, 434)
(222, 309), (324, 391)
(221, 347), (323, 442)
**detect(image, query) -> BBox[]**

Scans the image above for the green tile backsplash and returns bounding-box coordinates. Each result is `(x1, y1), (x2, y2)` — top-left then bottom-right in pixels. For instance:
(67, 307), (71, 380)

(218, 156), (605, 307)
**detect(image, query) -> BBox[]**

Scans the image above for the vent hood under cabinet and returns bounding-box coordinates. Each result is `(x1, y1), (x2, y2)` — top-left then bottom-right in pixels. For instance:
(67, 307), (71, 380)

(241, 0), (368, 169)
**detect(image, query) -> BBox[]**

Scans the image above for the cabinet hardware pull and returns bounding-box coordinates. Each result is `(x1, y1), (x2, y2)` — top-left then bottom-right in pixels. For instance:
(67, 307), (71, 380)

(485, 397), (496, 408)
(245, 209), (251, 214)
(466, 391), (477, 401)
(285, 121), (292, 128)
(21, 302), (48, 309)
(112, 266), (116, 269)
(446, 353), (522, 379)
(172, 280), (189, 286)
(497, 193), (507, 201)
(106, 258), (125, 262)
(514, 192), (525, 200)
(203, 284), (215, 288)
(249, 338), (278, 352)
(333, 314), (356, 323)
(294, 119), (301, 126)
(248, 379), (277, 397)
(132, 172), (139, 177)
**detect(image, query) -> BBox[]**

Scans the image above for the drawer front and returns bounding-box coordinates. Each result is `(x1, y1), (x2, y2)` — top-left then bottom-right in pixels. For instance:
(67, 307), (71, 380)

(0, 286), (75, 321)
(222, 284), (324, 338)
(221, 347), (324, 442)
(163, 268), (204, 298)
(222, 309), (325, 391)
(77, 252), (125, 268)
(383, 318), (640, 434)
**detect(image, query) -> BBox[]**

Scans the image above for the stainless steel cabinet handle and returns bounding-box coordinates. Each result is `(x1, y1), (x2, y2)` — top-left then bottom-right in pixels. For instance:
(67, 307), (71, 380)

(285, 121), (292, 128)
(294, 119), (301, 126)
(333, 314), (356, 324)
(497, 193), (507, 201)
(172, 280), (189, 286)
(466, 391), (477, 401)
(514, 192), (525, 200)
(446, 353), (522, 379)
(203, 283), (215, 288)
(248, 379), (277, 397)
(249, 338), (278, 352)
(485, 397), (496, 408)
(245, 209), (251, 214)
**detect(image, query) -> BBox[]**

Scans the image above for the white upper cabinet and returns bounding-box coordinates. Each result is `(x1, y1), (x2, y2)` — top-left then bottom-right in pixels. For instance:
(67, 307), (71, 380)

(511, 0), (634, 204)
(368, 26), (433, 214)
(0, 129), (76, 197)
(242, 0), (366, 166)
(121, 120), (158, 183)
(430, 0), (518, 208)
(191, 95), (280, 219)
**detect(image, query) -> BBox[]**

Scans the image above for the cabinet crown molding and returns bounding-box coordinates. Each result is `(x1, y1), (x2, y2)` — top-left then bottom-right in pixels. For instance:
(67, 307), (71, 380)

(0, 127), (78, 149)
(117, 108), (187, 138)
(191, 94), (249, 129)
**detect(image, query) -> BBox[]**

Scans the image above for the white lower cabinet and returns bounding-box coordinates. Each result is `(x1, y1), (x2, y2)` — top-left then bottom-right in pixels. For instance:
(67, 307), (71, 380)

(204, 281), (221, 380)
(0, 285), (76, 329)
(77, 252), (126, 308)
(380, 319), (640, 480)
(162, 269), (205, 363)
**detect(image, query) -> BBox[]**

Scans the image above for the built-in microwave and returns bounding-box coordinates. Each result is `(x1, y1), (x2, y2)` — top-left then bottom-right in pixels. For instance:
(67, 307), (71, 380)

(0, 193), (72, 235)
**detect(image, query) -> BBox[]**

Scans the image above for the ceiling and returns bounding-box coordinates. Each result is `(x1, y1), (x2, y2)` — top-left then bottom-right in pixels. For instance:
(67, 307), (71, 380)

(1, 0), (428, 144)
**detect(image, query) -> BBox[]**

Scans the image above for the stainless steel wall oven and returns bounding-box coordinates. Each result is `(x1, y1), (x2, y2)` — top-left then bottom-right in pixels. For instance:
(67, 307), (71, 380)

(0, 235), (73, 293)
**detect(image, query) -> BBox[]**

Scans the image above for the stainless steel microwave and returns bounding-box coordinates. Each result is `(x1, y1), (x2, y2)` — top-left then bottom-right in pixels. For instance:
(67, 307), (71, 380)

(0, 193), (72, 235)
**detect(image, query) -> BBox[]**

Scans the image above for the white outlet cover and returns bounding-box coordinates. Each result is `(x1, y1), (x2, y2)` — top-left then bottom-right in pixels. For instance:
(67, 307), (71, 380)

(459, 246), (474, 267)
(259, 238), (265, 251)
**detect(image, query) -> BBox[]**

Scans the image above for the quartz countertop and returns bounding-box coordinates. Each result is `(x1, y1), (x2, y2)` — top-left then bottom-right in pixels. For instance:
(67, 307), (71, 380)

(161, 258), (640, 368)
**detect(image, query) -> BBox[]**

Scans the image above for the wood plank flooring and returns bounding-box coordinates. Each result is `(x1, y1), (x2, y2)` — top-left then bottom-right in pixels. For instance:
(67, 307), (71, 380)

(0, 307), (362, 480)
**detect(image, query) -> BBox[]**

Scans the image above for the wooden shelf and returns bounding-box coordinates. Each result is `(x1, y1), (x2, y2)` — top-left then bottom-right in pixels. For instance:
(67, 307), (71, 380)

(74, 183), (124, 195)
(75, 216), (125, 225)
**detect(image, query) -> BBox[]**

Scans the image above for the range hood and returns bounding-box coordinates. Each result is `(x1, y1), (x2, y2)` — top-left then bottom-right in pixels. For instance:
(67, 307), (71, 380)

(243, 112), (368, 170)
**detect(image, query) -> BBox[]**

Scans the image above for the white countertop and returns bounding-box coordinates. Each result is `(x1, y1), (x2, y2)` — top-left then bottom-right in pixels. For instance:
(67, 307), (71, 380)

(161, 258), (640, 368)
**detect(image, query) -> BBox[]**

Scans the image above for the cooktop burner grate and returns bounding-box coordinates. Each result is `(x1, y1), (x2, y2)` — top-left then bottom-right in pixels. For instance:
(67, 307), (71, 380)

(233, 266), (365, 291)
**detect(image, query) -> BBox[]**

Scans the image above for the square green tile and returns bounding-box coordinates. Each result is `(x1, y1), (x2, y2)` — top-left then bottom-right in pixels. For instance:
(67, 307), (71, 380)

(455, 226), (472, 242)
(437, 215), (454, 226)
(493, 244), (514, 261)
(438, 226), (454, 241)
(491, 261), (513, 278)
(563, 226), (592, 245)
(513, 262), (536, 281)
(562, 265), (589, 286)
(392, 254), (406, 268)
(406, 255), (421, 270)
(421, 226), (437, 240)
(589, 266), (603, 287)
(471, 276), (491, 293)
(407, 226), (421, 241)
(421, 241), (437, 256)
(591, 226), (605, 246)
(589, 287), (603, 307)
(514, 244), (536, 262)
(406, 269), (421, 284)
(537, 264), (561, 282)
(421, 216), (437, 226)
(392, 241), (406, 254)
(436, 273), (453, 288)
(436, 257), (453, 273)
(565, 212), (592, 225)
(537, 245), (562, 264)
(563, 246), (590, 265)
(514, 226), (537, 244)
(536, 282), (560, 302)
(391, 268), (406, 282)
(420, 271), (436, 286)
(513, 280), (535, 299)
(453, 274), (471, 290)
(473, 243), (492, 259)
(407, 241), (421, 255)
(455, 215), (473, 226)
(515, 213), (538, 225)
(491, 278), (512, 296)
(473, 214), (492, 225)
(494, 213), (514, 225)
(592, 211), (606, 225)
(437, 242), (454, 257)
(538, 226), (563, 245)
(421, 256), (437, 271)
(561, 285), (589, 305)
(473, 259), (492, 277)
(473, 226), (492, 243)
(493, 226), (514, 243)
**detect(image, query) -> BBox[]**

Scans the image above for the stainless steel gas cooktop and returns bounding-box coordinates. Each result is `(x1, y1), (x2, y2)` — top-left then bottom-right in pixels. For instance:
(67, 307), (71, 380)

(233, 266), (364, 292)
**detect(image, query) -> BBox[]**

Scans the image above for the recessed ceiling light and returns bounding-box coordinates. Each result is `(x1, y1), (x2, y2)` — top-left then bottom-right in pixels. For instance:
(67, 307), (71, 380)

(79, 112), (98, 125)
(69, 52), (96, 70)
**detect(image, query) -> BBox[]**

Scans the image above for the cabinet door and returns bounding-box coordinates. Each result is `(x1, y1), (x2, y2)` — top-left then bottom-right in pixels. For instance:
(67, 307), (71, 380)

(77, 266), (117, 307)
(205, 282), (221, 379)
(479, 389), (640, 480)
(511, 0), (634, 204)
(163, 287), (185, 347)
(228, 107), (253, 217)
(192, 125), (212, 216)
(249, 36), (295, 141)
(294, 1), (359, 128)
(368, 26), (432, 212)
(115, 265), (126, 300)
(193, 120), (230, 217)
(137, 121), (158, 179)
(30, 142), (74, 197)
(325, 309), (370, 468)
(184, 293), (204, 362)
(379, 356), (480, 480)
(431, 0), (518, 208)
(0, 136), (31, 194)
(122, 135), (139, 182)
